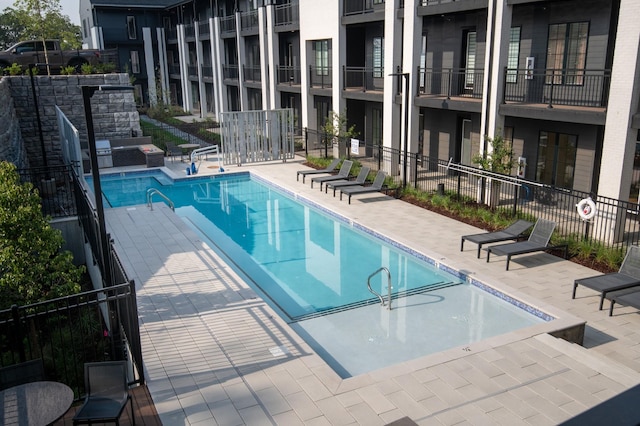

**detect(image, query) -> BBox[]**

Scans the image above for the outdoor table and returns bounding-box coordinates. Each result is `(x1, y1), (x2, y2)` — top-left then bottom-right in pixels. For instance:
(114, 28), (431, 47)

(0, 381), (74, 425)
(180, 143), (200, 162)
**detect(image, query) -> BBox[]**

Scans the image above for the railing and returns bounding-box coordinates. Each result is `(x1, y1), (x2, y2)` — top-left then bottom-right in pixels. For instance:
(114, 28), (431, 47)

(303, 135), (640, 255)
(168, 63), (180, 75)
(418, 67), (484, 99)
(147, 188), (174, 211)
(166, 27), (177, 41)
(243, 65), (261, 83)
(184, 23), (195, 38)
(367, 267), (392, 310)
(503, 68), (611, 108)
(344, 0), (382, 15)
(240, 10), (259, 31)
(223, 64), (239, 80)
(187, 64), (198, 77)
(201, 65), (213, 78)
(198, 21), (209, 36)
(277, 65), (301, 85)
(309, 66), (332, 89)
(0, 281), (142, 399)
(343, 66), (384, 92)
(421, 0), (458, 4)
(274, 1), (299, 26)
(17, 165), (77, 217)
(219, 15), (236, 35)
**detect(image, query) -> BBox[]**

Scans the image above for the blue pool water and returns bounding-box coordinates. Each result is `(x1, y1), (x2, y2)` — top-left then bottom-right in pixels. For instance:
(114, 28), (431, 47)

(92, 170), (550, 377)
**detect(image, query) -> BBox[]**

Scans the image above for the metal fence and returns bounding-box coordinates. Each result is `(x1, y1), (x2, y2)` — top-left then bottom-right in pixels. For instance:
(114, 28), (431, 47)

(302, 135), (640, 255)
(17, 165), (77, 218)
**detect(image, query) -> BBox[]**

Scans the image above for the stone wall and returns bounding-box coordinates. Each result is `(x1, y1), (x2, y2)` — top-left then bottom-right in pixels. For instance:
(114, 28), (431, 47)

(0, 79), (29, 168)
(3, 73), (141, 168)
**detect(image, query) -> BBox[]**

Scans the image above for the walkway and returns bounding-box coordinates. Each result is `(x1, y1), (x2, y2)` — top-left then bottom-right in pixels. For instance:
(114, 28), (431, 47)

(105, 156), (640, 425)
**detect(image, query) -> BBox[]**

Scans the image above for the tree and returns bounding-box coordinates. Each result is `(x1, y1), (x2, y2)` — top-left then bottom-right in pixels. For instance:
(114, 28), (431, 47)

(321, 110), (359, 148)
(472, 132), (515, 175)
(0, 162), (83, 309)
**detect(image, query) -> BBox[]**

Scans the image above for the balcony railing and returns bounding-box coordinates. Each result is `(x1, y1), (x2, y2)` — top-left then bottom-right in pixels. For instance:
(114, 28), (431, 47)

(220, 15), (236, 35)
(223, 64), (239, 80)
(166, 27), (177, 41)
(309, 66), (332, 89)
(201, 65), (213, 78)
(420, 0), (458, 5)
(243, 65), (261, 83)
(417, 67), (484, 99)
(184, 23), (195, 38)
(344, 0), (383, 15)
(168, 63), (180, 75)
(240, 10), (259, 31)
(277, 65), (301, 85)
(343, 66), (385, 92)
(188, 65), (198, 77)
(503, 68), (611, 108)
(275, 1), (299, 26)
(198, 21), (209, 36)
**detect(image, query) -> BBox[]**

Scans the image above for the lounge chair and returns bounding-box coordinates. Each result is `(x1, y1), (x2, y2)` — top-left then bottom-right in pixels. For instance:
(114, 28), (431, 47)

(296, 158), (340, 183)
(461, 219), (533, 258)
(573, 245), (640, 310)
(311, 160), (353, 190)
(486, 218), (557, 270)
(326, 166), (371, 196)
(608, 287), (640, 316)
(340, 170), (387, 204)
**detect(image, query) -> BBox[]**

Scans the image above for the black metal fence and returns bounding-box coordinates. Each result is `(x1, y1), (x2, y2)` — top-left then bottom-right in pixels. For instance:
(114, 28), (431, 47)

(17, 165), (77, 218)
(302, 135), (640, 255)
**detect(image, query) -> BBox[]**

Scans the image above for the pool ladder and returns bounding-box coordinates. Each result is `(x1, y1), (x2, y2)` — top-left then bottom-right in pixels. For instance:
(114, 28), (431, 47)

(367, 267), (392, 310)
(146, 188), (175, 211)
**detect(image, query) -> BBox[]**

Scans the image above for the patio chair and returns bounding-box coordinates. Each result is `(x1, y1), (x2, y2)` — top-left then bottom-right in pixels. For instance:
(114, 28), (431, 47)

(73, 361), (135, 426)
(461, 219), (534, 258)
(573, 245), (640, 310)
(326, 166), (371, 196)
(310, 160), (353, 190)
(607, 287), (640, 316)
(340, 170), (387, 204)
(0, 358), (45, 390)
(486, 218), (557, 270)
(165, 142), (185, 163)
(296, 158), (340, 183)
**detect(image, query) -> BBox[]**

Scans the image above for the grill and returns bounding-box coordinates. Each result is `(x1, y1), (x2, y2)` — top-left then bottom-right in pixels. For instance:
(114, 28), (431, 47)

(95, 139), (113, 168)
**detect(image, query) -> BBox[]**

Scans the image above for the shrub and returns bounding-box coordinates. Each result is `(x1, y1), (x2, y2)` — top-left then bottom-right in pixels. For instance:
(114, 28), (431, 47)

(60, 65), (75, 75)
(80, 63), (94, 75)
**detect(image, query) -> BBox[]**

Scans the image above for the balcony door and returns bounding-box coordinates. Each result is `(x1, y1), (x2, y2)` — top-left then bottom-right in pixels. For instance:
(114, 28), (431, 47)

(462, 30), (476, 92)
(535, 131), (577, 188)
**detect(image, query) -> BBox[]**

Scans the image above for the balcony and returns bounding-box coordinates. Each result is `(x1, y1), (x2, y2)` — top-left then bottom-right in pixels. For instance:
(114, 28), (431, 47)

(277, 65), (301, 85)
(418, 0), (489, 15)
(188, 64), (198, 78)
(202, 65), (213, 79)
(344, 0), (383, 16)
(184, 23), (195, 39)
(168, 63), (181, 76)
(309, 66), (332, 89)
(503, 68), (610, 108)
(274, 1), (299, 30)
(166, 27), (178, 42)
(223, 64), (239, 81)
(343, 66), (384, 92)
(243, 65), (261, 83)
(240, 10), (259, 33)
(198, 21), (210, 37)
(416, 67), (484, 112)
(220, 15), (236, 36)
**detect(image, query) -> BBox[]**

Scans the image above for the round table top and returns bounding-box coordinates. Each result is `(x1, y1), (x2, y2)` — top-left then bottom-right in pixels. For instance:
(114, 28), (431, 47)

(0, 381), (74, 426)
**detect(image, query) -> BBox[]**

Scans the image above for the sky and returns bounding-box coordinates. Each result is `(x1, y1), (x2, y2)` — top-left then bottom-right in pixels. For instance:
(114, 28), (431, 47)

(0, 0), (80, 25)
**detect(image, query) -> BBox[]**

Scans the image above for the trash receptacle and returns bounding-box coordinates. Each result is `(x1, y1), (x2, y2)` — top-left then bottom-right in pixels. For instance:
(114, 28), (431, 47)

(437, 183), (445, 196)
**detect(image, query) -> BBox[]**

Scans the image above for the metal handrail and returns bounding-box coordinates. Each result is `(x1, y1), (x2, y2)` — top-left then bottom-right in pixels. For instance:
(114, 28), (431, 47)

(146, 188), (174, 211)
(367, 267), (392, 310)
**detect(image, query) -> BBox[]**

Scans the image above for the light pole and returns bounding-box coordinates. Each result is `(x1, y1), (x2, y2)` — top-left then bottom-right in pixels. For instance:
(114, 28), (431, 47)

(389, 72), (410, 188)
(82, 85), (134, 288)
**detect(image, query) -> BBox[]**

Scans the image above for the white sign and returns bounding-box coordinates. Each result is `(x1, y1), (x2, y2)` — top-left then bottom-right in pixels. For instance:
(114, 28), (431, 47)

(350, 138), (359, 155)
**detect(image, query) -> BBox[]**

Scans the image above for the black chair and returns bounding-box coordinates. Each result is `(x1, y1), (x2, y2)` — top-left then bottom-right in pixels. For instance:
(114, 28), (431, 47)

(165, 142), (185, 163)
(486, 218), (557, 270)
(0, 358), (45, 390)
(73, 361), (135, 426)
(296, 158), (340, 183)
(461, 219), (534, 258)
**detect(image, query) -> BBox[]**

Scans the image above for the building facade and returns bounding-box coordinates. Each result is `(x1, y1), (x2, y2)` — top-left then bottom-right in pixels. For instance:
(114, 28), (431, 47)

(81, 0), (640, 203)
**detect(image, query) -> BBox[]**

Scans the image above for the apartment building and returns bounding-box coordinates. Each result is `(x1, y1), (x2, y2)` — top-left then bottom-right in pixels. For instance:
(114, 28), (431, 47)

(80, 0), (640, 203)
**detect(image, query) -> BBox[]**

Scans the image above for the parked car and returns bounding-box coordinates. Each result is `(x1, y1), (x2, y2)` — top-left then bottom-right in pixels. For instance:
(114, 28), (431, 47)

(0, 40), (108, 74)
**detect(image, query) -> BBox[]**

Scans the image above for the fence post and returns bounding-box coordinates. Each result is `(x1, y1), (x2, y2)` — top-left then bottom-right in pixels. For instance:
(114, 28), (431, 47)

(512, 185), (519, 216)
(413, 153), (418, 189)
(11, 305), (26, 362)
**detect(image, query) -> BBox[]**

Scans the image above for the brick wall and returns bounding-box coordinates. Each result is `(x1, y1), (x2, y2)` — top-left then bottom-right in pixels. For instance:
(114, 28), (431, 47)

(1, 73), (141, 168)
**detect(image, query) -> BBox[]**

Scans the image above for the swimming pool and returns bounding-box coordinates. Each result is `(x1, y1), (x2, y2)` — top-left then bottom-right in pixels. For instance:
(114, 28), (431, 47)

(91, 170), (552, 377)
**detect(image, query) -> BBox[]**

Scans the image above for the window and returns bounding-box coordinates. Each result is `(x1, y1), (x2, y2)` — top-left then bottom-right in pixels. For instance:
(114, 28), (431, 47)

(127, 16), (137, 40)
(506, 27), (520, 83)
(372, 108), (382, 146)
(535, 131), (577, 188)
(373, 37), (384, 78)
(315, 40), (329, 76)
(82, 19), (89, 38)
(546, 22), (588, 85)
(130, 51), (140, 74)
(463, 31), (476, 88)
(373, 0), (384, 4)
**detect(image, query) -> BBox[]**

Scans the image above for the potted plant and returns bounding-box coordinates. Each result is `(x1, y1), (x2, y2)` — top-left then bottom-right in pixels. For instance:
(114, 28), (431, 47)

(472, 132), (515, 207)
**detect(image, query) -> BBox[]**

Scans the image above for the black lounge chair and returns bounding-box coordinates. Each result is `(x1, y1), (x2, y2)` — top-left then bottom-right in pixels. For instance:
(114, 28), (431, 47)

(574, 245), (640, 310)
(461, 219), (533, 258)
(340, 170), (387, 204)
(486, 218), (557, 270)
(608, 287), (640, 316)
(311, 160), (353, 190)
(296, 158), (340, 183)
(326, 166), (371, 196)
